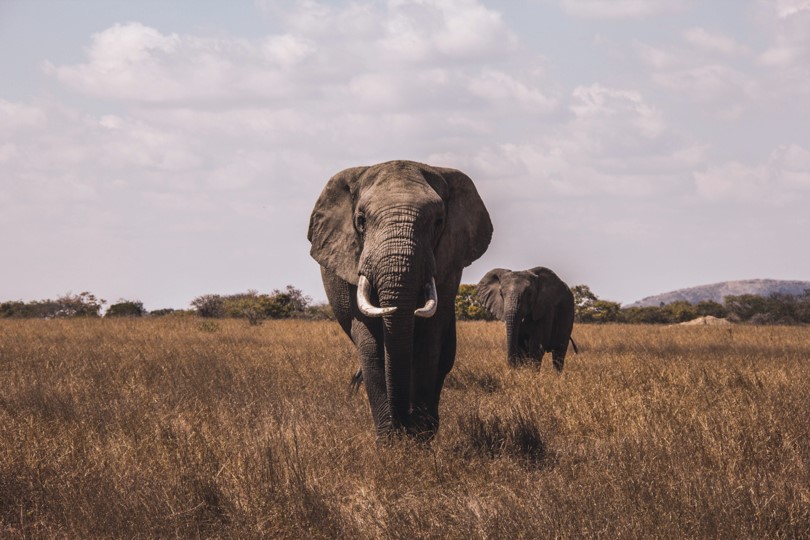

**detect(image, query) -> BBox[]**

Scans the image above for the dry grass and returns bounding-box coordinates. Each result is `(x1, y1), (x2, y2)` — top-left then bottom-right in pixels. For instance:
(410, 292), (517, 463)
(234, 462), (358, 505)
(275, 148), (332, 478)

(1, 318), (808, 538)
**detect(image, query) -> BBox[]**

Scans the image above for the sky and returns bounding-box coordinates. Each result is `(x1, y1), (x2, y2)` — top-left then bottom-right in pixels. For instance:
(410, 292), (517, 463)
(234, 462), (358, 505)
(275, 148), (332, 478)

(1, 0), (808, 310)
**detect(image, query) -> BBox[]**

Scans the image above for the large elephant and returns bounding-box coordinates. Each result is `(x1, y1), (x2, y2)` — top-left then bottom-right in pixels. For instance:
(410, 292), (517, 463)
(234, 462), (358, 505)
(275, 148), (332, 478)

(477, 267), (577, 370)
(308, 160), (492, 439)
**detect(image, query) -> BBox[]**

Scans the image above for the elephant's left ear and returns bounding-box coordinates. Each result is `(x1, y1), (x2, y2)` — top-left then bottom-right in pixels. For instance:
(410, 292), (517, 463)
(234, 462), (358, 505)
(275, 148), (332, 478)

(434, 167), (493, 276)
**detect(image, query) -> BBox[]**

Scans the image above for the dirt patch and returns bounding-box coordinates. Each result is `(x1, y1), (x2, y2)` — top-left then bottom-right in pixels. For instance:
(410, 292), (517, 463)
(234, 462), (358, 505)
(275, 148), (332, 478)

(679, 315), (732, 326)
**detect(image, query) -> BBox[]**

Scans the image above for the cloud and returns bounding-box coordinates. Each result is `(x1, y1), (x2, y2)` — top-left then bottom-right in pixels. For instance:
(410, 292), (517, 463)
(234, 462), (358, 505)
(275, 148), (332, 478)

(468, 69), (556, 112)
(442, 83), (697, 206)
(569, 84), (666, 140)
(757, 0), (810, 64)
(774, 0), (810, 18)
(694, 144), (810, 203)
(558, 0), (685, 19)
(683, 27), (746, 55)
(0, 98), (47, 131)
(652, 64), (757, 117)
(48, 1), (519, 105)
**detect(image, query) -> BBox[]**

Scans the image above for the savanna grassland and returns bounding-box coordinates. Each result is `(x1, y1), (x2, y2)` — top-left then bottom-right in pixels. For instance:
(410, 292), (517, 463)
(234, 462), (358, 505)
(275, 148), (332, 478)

(1, 318), (808, 538)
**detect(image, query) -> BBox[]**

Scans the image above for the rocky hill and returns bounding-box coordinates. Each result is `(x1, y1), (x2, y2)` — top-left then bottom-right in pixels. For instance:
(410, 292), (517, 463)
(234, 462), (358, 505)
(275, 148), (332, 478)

(627, 279), (810, 308)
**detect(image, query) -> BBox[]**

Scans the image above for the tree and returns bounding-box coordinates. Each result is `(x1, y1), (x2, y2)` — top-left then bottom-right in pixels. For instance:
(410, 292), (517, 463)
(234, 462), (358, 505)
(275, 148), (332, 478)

(572, 285), (621, 323)
(620, 306), (670, 324)
(0, 301), (25, 318)
(695, 300), (726, 318)
(724, 294), (769, 322)
(50, 292), (105, 317)
(200, 286), (313, 322)
(191, 294), (225, 318)
(455, 284), (495, 321)
(661, 301), (698, 323)
(580, 300), (621, 323)
(268, 285), (311, 317)
(572, 285), (598, 314)
(106, 300), (146, 317)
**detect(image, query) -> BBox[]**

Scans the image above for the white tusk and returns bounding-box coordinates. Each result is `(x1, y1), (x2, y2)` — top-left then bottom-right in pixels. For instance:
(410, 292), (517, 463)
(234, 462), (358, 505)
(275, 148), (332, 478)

(357, 275), (397, 317)
(414, 277), (438, 318)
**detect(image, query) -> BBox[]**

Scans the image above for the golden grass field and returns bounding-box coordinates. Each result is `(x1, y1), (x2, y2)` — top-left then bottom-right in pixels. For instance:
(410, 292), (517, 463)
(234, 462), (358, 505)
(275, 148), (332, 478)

(1, 318), (808, 538)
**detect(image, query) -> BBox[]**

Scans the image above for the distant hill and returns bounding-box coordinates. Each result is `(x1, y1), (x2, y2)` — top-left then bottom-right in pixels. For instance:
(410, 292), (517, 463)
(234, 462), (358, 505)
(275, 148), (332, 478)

(627, 279), (810, 308)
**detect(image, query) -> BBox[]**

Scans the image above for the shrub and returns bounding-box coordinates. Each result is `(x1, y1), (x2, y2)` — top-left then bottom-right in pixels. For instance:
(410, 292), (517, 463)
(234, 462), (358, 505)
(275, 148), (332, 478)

(191, 295), (225, 318)
(106, 300), (146, 318)
(456, 284), (495, 321)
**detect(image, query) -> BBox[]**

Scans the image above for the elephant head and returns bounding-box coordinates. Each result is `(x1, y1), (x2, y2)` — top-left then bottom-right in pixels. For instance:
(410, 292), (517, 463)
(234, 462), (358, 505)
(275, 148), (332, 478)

(308, 160), (492, 438)
(478, 266), (575, 370)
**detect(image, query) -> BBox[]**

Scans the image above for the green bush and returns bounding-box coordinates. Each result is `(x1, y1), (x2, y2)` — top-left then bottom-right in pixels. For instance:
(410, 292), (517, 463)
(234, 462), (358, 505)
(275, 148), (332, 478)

(455, 284), (495, 321)
(106, 300), (146, 318)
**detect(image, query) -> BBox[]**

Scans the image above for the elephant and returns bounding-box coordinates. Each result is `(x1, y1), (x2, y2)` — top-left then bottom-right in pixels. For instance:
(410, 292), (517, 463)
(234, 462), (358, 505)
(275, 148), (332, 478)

(477, 267), (577, 370)
(308, 160), (492, 440)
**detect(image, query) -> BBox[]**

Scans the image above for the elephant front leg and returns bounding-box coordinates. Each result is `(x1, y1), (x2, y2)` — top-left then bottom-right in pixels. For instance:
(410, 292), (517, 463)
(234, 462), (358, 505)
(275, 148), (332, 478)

(409, 310), (455, 440)
(351, 318), (391, 438)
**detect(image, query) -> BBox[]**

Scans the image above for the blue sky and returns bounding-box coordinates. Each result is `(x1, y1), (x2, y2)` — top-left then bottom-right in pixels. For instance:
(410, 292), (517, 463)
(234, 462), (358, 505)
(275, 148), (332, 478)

(1, 0), (809, 310)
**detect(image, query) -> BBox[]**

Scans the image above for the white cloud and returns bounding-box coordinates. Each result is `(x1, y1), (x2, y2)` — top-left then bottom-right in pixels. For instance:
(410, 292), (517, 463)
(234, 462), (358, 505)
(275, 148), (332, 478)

(47, 1), (520, 107)
(634, 41), (679, 70)
(774, 0), (810, 18)
(261, 34), (315, 68)
(468, 69), (556, 112)
(570, 84), (665, 138)
(0, 98), (47, 131)
(758, 0), (810, 69)
(652, 64), (757, 116)
(694, 144), (810, 202)
(446, 84), (694, 205)
(558, 0), (685, 19)
(683, 27), (746, 55)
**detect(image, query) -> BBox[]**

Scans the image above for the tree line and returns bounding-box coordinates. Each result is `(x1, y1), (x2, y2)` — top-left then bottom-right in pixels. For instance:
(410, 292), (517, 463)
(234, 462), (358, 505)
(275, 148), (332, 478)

(455, 284), (810, 325)
(0, 286), (331, 322)
(3, 284), (810, 325)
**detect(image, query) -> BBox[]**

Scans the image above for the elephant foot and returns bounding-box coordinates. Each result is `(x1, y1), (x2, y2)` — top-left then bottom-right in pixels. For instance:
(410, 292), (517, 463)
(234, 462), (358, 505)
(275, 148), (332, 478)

(407, 411), (439, 443)
(508, 355), (539, 368)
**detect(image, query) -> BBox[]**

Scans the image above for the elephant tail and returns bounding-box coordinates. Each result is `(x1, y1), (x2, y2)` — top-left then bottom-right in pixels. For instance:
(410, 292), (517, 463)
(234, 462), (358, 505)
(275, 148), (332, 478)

(347, 368), (364, 396)
(569, 337), (579, 354)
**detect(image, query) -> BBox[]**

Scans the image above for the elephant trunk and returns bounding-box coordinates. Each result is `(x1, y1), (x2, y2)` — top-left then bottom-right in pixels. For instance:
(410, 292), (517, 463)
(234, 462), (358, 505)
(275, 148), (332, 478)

(362, 212), (434, 434)
(504, 297), (522, 366)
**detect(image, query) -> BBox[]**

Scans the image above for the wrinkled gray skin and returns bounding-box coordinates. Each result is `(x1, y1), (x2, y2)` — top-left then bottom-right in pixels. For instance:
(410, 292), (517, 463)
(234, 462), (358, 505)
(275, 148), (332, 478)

(308, 161), (492, 440)
(478, 267), (576, 370)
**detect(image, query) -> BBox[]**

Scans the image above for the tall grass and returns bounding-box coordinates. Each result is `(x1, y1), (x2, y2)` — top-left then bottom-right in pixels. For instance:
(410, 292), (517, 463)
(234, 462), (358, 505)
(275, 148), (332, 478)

(1, 318), (808, 538)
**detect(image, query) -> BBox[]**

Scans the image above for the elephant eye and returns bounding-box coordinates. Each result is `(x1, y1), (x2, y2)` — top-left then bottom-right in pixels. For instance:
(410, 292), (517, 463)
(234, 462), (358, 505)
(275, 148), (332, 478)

(356, 213), (366, 233)
(435, 217), (444, 231)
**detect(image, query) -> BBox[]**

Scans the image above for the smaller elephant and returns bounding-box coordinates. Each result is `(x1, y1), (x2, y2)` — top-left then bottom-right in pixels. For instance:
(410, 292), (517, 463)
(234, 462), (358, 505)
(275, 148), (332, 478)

(477, 266), (577, 370)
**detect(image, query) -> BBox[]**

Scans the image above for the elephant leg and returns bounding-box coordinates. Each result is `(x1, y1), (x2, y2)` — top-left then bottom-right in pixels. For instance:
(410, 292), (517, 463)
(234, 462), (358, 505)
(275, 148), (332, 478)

(350, 318), (390, 437)
(408, 318), (446, 440)
(322, 267), (368, 391)
(551, 349), (565, 372)
(550, 322), (566, 371)
(551, 302), (575, 373)
(321, 266), (353, 339)
(520, 320), (542, 365)
(409, 291), (457, 440)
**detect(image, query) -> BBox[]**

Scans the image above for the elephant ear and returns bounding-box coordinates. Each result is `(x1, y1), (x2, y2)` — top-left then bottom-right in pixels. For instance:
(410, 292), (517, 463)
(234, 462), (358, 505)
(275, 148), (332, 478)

(528, 267), (560, 320)
(307, 166), (368, 285)
(477, 268), (509, 320)
(434, 167), (493, 277)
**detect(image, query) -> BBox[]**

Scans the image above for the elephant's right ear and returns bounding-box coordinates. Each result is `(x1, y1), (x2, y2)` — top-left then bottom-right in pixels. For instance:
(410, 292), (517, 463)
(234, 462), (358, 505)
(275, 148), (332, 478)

(477, 268), (509, 320)
(307, 166), (368, 286)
